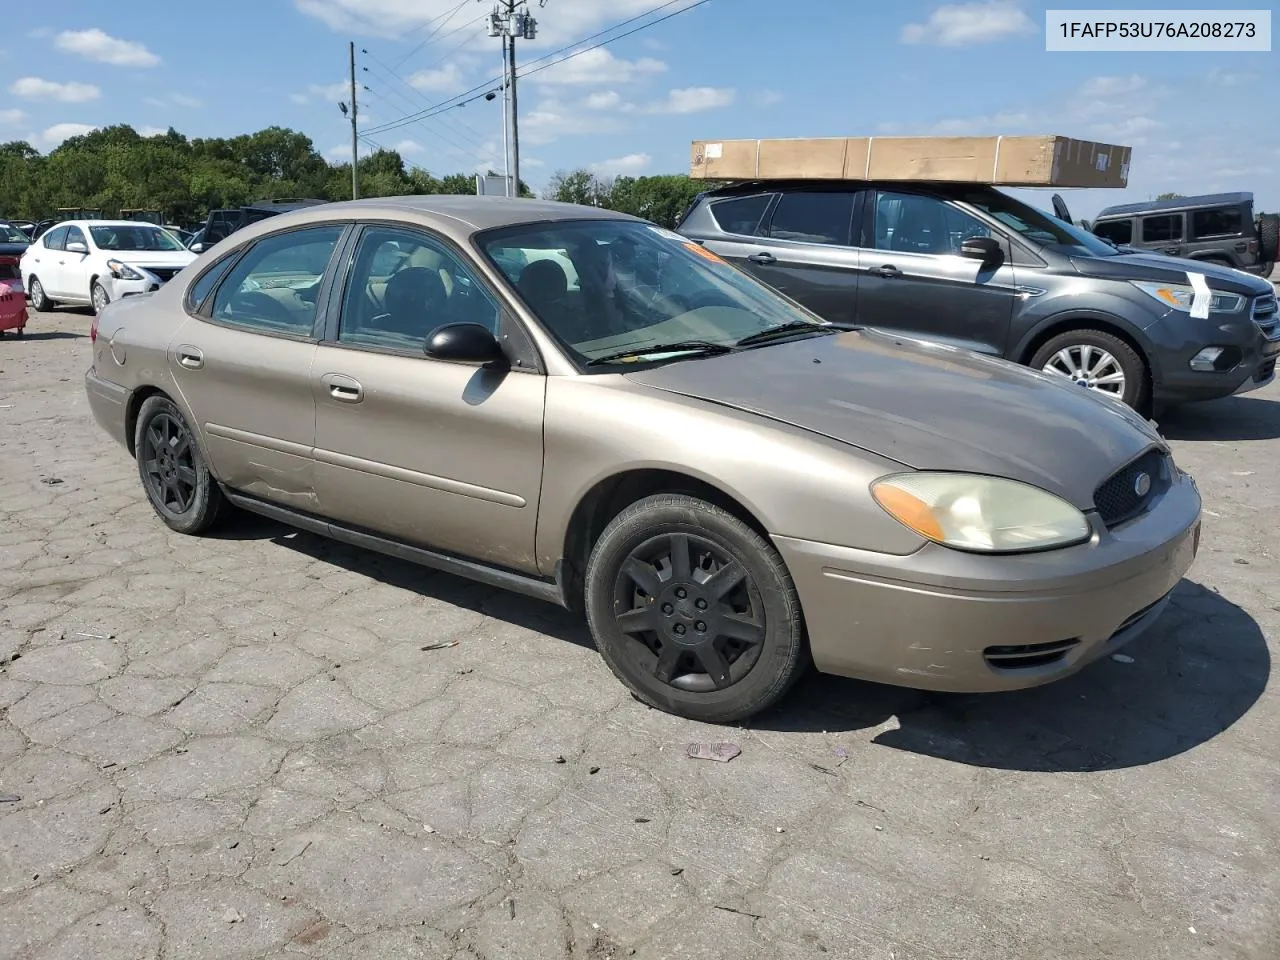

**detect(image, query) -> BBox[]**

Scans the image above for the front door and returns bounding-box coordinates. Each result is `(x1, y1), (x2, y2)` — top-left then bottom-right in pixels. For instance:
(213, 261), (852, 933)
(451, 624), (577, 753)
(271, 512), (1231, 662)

(855, 189), (1017, 356)
(311, 225), (546, 573)
(168, 224), (347, 511)
(56, 225), (91, 302)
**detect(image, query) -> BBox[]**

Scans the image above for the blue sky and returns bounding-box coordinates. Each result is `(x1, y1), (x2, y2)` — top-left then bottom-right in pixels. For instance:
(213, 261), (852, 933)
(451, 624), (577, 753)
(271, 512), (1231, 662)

(2, 0), (1276, 217)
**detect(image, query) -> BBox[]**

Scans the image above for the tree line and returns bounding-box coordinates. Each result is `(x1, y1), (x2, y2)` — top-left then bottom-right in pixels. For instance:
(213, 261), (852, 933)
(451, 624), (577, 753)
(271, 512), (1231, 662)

(0, 123), (712, 230)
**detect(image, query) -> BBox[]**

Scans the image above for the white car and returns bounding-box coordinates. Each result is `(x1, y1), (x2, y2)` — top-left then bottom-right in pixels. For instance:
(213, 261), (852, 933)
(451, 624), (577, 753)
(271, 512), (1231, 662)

(20, 220), (196, 313)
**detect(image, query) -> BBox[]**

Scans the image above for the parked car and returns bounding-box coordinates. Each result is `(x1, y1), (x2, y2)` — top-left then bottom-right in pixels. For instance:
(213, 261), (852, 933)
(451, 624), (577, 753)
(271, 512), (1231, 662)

(675, 180), (1278, 413)
(1089, 192), (1278, 278)
(0, 221), (30, 305)
(20, 220), (196, 313)
(84, 196), (1201, 722)
(190, 198), (328, 252)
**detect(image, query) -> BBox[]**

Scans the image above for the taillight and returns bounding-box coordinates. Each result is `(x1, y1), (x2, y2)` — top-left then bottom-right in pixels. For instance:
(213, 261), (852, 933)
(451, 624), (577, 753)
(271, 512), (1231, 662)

(90, 312), (99, 343)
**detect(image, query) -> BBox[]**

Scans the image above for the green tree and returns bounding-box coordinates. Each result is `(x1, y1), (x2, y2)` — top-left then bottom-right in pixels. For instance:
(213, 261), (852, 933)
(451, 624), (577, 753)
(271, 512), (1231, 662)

(1156, 192), (1184, 200)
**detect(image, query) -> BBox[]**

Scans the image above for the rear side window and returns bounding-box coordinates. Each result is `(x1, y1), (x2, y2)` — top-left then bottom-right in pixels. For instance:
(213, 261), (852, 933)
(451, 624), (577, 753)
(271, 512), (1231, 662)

(1191, 207), (1244, 240)
(1093, 219), (1132, 244)
(43, 226), (68, 251)
(1142, 214), (1183, 243)
(709, 195), (772, 236)
(768, 192), (856, 246)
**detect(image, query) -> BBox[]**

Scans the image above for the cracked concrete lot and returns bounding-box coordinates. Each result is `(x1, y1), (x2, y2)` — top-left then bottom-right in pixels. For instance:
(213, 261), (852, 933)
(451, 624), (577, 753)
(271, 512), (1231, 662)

(2, 308), (1278, 960)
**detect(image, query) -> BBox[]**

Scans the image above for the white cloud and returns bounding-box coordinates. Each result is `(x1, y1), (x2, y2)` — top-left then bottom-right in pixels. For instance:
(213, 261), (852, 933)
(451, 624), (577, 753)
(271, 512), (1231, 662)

(878, 109), (1033, 136)
(590, 153), (652, 177)
(408, 63), (466, 93)
(289, 93), (310, 105)
(1078, 74), (1146, 97)
(521, 96), (629, 144)
(0, 108), (25, 124)
(583, 90), (625, 111)
(901, 1), (1035, 46)
(309, 81), (350, 102)
(644, 86), (735, 115)
(756, 90), (784, 106)
(138, 126), (168, 137)
(9, 77), (100, 102)
(54, 28), (160, 67)
(531, 48), (666, 86)
(393, 138), (424, 155)
(34, 122), (98, 148)
(170, 93), (203, 109)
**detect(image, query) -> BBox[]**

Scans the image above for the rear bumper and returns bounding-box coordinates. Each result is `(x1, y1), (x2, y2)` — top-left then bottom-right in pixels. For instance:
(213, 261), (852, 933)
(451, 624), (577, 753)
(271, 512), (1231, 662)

(774, 473), (1202, 692)
(85, 365), (132, 449)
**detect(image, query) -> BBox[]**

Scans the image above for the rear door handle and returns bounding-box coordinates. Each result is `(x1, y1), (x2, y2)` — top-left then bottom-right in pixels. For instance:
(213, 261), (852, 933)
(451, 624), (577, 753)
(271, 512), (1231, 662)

(872, 263), (901, 278)
(746, 252), (776, 265)
(321, 373), (363, 403)
(176, 345), (204, 370)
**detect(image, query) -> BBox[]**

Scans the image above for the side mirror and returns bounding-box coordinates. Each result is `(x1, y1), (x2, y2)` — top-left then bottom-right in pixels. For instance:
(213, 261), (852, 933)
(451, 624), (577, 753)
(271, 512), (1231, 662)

(66, 241), (88, 255)
(189, 242), (205, 253)
(425, 322), (506, 364)
(959, 236), (1001, 262)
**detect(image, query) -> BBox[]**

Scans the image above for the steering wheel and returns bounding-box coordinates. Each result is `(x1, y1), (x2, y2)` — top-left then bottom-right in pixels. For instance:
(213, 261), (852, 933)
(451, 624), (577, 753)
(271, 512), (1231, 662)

(230, 290), (295, 327)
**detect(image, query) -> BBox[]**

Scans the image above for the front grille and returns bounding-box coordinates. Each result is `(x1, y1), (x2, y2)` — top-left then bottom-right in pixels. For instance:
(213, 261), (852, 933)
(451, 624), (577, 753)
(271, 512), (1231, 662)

(143, 266), (181, 283)
(1093, 449), (1167, 528)
(984, 638), (1080, 670)
(1253, 293), (1278, 337)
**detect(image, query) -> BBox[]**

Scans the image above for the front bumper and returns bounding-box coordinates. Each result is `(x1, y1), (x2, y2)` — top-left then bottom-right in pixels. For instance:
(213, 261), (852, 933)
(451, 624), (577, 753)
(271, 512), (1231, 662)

(1148, 301), (1279, 403)
(774, 472), (1202, 693)
(103, 273), (164, 300)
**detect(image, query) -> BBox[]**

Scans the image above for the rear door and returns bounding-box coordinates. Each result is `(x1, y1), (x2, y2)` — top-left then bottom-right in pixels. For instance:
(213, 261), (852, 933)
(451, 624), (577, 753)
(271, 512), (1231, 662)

(854, 188), (1017, 356)
(1138, 212), (1185, 257)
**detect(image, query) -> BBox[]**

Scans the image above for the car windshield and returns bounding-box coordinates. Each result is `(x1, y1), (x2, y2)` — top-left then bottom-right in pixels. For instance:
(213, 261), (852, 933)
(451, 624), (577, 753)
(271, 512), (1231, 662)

(964, 190), (1120, 258)
(479, 219), (828, 368)
(0, 224), (27, 243)
(89, 224), (185, 252)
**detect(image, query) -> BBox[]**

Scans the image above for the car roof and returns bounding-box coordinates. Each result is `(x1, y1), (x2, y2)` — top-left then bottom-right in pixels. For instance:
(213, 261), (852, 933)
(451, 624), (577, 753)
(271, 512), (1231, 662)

(1094, 191), (1253, 220)
(54, 220), (166, 229)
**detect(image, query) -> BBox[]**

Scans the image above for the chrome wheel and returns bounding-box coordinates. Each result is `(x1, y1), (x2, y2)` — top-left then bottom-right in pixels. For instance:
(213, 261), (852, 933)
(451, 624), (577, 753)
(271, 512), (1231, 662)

(92, 282), (109, 313)
(1042, 344), (1127, 396)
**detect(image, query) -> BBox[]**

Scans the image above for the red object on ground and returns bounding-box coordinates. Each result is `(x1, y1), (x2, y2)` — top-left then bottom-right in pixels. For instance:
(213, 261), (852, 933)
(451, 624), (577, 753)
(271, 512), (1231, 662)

(0, 281), (27, 334)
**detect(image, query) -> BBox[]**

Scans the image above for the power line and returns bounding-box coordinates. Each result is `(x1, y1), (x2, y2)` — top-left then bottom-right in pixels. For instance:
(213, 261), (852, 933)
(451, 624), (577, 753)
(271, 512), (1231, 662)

(392, 0), (473, 67)
(361, 50), (493, 155)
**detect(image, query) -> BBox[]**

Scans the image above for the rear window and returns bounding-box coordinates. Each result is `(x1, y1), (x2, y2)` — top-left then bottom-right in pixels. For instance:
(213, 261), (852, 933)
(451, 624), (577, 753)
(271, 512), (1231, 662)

(1142, 214), (1183, 243)
(1191, 207), (1245, 240)
(768, 192), (855, 246)
(709, 194), (772, 236)
(1093, 219), (1132, 245)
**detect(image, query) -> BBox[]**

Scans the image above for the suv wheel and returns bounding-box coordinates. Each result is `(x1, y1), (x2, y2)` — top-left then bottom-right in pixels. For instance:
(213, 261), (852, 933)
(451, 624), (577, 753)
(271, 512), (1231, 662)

(1258, 213), (1279, 264)
(584, 493), (807, 723)
(1030, 329), (1150, 412)
(134, 395), (224, 534)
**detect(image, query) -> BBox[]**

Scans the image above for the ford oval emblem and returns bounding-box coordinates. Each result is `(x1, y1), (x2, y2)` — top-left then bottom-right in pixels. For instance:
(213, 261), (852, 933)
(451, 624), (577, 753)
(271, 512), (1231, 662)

(1133, 472), (1152, 497)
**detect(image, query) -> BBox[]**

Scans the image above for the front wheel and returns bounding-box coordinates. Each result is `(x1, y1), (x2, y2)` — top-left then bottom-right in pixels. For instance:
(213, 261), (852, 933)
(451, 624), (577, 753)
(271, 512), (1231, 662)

(91, 281), (110, 314)
(1030, 329), (1150, 413)
(28, 277), (50, 312)
(133, 395), (224, 534)
(584, 493), (807, 723)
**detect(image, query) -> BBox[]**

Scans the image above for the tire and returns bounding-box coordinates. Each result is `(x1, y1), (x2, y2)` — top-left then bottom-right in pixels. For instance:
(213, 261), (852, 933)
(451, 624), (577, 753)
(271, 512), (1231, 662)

(1258, 213), (1279, 263)
(584, 493), (807, 723)
(91, 281), (110, 314)
(1029, 328), (1150, 413)
(133, 394), (224, 535)
(28, 276), (50, 312)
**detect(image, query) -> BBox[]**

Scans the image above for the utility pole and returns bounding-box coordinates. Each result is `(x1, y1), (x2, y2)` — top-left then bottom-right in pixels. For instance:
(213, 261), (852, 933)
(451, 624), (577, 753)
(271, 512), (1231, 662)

(500, 34), (511, 196)
(348, 41), (360, 199)
(488, 2), (538, 198)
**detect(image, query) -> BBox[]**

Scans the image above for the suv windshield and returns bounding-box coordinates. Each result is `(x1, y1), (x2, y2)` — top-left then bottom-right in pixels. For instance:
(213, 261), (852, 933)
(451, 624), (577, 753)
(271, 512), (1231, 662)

(89, 224), (185, 252)
(479, 219), (827, 368)
(0, 224), (27, 243)
(964, 190), (1119, 258)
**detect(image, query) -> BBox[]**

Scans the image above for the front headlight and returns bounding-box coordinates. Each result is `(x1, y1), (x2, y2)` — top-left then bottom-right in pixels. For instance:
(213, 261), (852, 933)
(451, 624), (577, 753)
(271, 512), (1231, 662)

(106, 259), (143, 281)
(1130, 281), (1244, 314)
(871, 472), (1092, 553)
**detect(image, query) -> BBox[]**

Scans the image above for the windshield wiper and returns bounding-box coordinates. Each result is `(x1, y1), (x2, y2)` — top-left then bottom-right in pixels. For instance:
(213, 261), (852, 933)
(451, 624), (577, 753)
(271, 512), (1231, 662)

(585, 341), (734, 367)
(735, 320), (852, 347)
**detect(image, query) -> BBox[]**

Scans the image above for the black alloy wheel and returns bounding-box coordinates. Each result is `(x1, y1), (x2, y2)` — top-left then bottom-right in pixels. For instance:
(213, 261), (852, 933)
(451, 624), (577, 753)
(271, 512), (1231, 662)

(133, 394), (224, 534)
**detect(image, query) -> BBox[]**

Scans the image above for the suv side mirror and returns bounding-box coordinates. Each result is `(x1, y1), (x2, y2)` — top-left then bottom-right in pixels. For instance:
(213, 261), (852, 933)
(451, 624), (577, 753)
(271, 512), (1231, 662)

(66, 240), (88, 255)
(959, 236), (1001, 262)
(425, 322), (506, 364)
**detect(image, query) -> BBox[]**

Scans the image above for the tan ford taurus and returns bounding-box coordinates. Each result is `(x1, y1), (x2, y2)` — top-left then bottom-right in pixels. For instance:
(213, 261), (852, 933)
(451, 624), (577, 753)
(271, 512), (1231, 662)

(85, 197), (1202, 722)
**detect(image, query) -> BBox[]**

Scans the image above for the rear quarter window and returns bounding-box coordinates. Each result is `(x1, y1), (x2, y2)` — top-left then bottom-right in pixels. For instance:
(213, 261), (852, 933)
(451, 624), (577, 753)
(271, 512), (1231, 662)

(1191, 207), (1245, 240)
(709, 194), (773, 236)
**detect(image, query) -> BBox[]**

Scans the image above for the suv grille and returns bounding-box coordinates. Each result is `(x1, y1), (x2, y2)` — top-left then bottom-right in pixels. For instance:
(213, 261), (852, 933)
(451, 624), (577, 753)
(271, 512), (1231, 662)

(1253, 293), (1277, 338)
(1093, 449), (1168, 528)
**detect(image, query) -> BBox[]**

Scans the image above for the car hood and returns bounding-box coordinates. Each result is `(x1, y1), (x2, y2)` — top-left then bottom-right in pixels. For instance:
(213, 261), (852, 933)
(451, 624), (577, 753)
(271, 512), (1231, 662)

(1072, 250), (1272, 295)
(101, 250), (196, 266)
(624, 330), (1164, 510)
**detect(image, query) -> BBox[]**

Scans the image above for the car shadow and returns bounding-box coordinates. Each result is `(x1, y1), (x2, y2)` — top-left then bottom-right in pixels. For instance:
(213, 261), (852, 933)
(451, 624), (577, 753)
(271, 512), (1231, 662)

(1157, 394), (1280, 441)
(4, 330), (85, 341)
(751, 579), (1269, 772)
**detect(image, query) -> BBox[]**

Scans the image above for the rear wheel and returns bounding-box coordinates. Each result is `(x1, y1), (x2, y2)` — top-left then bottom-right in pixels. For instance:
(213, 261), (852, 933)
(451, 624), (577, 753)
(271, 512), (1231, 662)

(28, 277), (50, 312)
(134, 395), (224, 535)
(584, 493), (807, 723)
(1030, 329), (1150, 413)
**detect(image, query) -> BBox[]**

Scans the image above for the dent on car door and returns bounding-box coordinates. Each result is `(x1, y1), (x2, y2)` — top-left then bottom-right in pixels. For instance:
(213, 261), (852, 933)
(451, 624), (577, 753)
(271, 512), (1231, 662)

(855, 189), (1017, 356)
(169, 224), (346, 511)
(311, 225), (547, 573)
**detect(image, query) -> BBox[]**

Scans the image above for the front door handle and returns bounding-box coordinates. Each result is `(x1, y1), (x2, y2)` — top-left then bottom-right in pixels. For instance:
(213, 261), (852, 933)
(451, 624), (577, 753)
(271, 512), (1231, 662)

(176, 345), (204, 370)
(872, 263), (901, 278)
(322, 373), (364, 403)
(746, 251), (776, 265)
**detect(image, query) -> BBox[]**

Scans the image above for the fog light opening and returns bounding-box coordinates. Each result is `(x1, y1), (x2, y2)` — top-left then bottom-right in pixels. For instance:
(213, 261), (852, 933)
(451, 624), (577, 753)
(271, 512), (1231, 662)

(1189, 347), (1224, 372)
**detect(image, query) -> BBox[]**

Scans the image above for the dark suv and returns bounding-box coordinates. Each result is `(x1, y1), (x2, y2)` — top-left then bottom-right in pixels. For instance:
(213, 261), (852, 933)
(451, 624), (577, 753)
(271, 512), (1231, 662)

(675, 180), (1278, 412)
(1089, 192), (1277, 278)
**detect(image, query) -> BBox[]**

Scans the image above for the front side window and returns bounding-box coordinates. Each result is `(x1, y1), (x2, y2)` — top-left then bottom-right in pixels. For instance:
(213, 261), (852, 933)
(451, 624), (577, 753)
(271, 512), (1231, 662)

(769, 192), (855, 246)
(962, 188), (1118, 257)
(1142, 214), (1183, 243)
(64, 226), (87, 249)
(43, 226), (68, 251)
(709, 194), (773, 236)
(480, 219), (827, 369)
(209, 226), (342, 336)
(89, 225), (185, 252)
(187, 255), (236, 312)
(338, 227), (500, 352)
(1092, 219), (1132, 245)
(1191, 207), (1244, 240)
(872, 191), (991, 255)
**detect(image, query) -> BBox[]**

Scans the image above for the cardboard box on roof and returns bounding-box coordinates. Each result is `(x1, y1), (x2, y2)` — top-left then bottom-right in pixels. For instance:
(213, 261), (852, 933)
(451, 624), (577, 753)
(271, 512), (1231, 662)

(689, 135), (1131, 188)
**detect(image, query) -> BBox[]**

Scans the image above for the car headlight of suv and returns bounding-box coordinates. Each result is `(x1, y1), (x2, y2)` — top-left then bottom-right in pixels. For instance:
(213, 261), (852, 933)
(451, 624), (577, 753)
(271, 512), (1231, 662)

(106, 259), (144, 281)
(1130, 281), (1244, 314)
(871, 473), (1092, 553)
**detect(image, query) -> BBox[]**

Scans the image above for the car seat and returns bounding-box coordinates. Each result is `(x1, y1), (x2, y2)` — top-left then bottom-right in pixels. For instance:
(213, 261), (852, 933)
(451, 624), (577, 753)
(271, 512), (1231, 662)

(382, 267), (447, 339)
